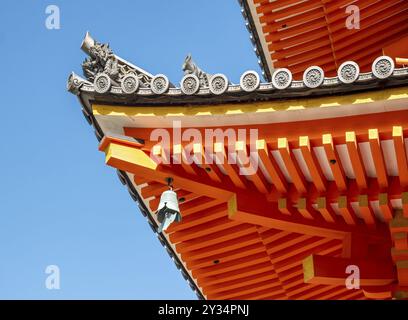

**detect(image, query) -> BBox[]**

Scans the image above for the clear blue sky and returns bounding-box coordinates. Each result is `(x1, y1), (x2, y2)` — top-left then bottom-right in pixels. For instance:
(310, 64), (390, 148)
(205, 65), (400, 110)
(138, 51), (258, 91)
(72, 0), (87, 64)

(0, 0), (261, 299)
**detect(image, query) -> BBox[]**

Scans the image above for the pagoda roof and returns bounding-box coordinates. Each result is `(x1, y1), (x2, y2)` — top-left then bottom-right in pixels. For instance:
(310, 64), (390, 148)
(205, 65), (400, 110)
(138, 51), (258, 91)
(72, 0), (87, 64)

(239, 0), (408, 80)
(68, 28), (408, 299)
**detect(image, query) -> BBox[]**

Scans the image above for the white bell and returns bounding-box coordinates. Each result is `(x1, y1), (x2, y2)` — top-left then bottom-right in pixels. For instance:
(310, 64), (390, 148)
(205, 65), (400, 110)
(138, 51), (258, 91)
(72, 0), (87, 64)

(156, 189), (182, 233)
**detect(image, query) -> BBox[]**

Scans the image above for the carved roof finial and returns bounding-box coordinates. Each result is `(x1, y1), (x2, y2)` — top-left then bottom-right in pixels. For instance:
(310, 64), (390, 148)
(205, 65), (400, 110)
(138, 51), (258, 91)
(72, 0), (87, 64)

(80, 32), (152, 88)
(182, 54), (211, 87)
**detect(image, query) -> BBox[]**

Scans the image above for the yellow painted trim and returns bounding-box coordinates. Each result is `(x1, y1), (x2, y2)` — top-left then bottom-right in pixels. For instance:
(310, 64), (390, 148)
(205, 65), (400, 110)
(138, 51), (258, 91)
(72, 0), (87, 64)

(379, 193), (388, 205)
(390, 210), (408, 228)
(104, 143), (158, 171)
(302, 255), (315, 283)
(368, 129), (378, 139)
(345, 131), (356, 142)
(299, 136), (309, 147)
(393, 126), (403, 137)
(227, 194), (237, 219)
(92, 86), (408, 117)
(278, 198), (287, 210)
(396, 260), (408, 269)
(317, 197), (327, 209)
(278, 137), (288, 149)
(403, 192), (408, 204)
(322, 133), (333, 145)
(358, 195), (369, 206)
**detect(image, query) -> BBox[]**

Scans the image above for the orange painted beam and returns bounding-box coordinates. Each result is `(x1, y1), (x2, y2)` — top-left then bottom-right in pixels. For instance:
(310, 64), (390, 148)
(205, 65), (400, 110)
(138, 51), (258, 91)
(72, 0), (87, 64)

(257, 229), (291, 245)
(322, 134), (347, 191)
(269, 237), (337, 265)
(185, 242), (266, 270)
(403, 192), (408, 218)
(277, 198), (293, 216)
(166, 203), (228, 233)
(310, 287), (352, 300)
(230, 191), (388, 241)
(234, 204), (345, 240)
(292, 285), (339, 300)
(176, 225), (257, 254)
(379, 193), (394, 222)
(169, 216), (240, 243)
(358, 195), (377, 228)
(235, 141), (269, 194)
(396, 58), (408, 66)
(208, 281), (284, 300)
(274, 240), (343, 274)
(104, 137), (390, 243)
(299, 136), (326, 192)
(278, 138), (307, 194)
(368, 129), (388, 189)
(316, 197), (336, 223)
(179, 197), (224, 217)
(124, 110), (408, 151)
(133, 176), (147, 185)
(265, 234), (311, 255)
(181, 232), (261, 261)
(197, 261), (274, 287)
(362, 286), (393, 300)
(337, 195), (357, 225)
(392, 126), (408, 188)
(297, 198), (317, 220)
(236, 288), (286, 300)
(303, 254), (396, 286)
(140, 182), (168, 198)
(346, 132), (367, 190)
(256, 139), (287, 194)
(173, 144), (197, 176)
(193, 143), (222, 183)
(214, 142), (246, 189)
(334, 290), (365, 300)
(279, 268), (303, 284)
(202, 271), (279, 297)
(192, 252), (270, 278)
(104, 141), (233, 200)
(268, 176), (403, 209)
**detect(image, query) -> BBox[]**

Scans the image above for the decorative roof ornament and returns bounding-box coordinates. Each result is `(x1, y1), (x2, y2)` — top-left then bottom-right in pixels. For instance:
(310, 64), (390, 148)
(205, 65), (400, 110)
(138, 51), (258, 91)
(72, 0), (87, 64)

(81, 32), (151, 91)
(240, 70), (260, 92)
(182, 54), (212, 88)
(121, 73), (139, 94)
(94, 73), (112, 94)
(338, 61), (360, 84)
(151, 74), (170, 94)
(209, 74), (229, 95)
(272, 68), (292, 90)
(303, 66), (325, 88)
(181, 74), (200, 95)
(68, 33), (407, 99)
(372, 56), (395, 79)
(67, 72), (89, 95)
